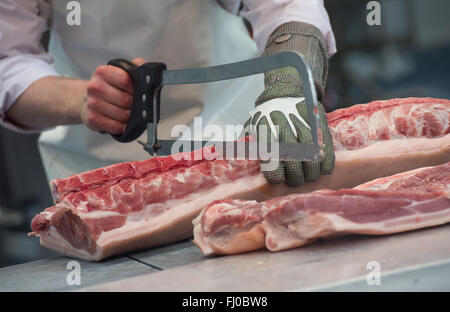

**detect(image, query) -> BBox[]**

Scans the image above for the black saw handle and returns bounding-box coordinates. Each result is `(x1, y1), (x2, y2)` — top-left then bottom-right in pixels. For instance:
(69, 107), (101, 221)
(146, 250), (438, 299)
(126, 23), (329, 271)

(106, 59), (166, 142)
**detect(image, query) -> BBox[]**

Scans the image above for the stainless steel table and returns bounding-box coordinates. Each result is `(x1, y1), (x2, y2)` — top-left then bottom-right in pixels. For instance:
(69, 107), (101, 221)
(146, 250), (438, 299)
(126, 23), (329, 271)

(1, 225), (449, 291)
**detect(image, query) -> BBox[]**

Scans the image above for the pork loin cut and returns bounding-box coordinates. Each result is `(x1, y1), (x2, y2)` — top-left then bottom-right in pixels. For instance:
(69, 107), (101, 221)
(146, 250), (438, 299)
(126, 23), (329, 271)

(30, 97), (450, 261)
(193, 162), (450, 255)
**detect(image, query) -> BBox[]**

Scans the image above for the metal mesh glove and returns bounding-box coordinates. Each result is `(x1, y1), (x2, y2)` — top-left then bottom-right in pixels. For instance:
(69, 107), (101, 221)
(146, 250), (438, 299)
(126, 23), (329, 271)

(243, 22), (335, 186)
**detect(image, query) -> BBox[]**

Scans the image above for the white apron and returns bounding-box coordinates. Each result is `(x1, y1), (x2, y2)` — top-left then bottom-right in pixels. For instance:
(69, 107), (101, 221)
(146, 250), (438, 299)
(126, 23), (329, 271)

(39, 0), (264, 181)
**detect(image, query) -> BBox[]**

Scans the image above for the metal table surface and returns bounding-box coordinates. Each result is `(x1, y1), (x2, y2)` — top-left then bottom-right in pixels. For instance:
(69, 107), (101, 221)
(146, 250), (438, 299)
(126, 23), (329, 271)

(1, 225), (449, 291)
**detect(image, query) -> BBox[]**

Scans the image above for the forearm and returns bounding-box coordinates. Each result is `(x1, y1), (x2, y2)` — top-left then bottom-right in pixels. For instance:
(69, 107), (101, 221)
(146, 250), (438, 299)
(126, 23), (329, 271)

(5, 76), (88, 129)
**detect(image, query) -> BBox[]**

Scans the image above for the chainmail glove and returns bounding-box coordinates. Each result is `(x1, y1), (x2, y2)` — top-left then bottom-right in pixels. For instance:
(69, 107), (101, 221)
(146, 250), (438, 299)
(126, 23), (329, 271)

(242, 22), (335, 186)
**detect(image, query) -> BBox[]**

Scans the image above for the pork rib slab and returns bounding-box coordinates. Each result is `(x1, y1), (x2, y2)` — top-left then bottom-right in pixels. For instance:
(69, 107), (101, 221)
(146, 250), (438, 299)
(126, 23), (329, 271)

(193, 162), (450, 255)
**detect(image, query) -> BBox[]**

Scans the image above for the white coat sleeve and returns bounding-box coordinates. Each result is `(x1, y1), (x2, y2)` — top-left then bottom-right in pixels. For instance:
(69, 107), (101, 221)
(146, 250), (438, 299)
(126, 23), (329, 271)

(0, 0), (59, 133)
(217, 0), (337, 57)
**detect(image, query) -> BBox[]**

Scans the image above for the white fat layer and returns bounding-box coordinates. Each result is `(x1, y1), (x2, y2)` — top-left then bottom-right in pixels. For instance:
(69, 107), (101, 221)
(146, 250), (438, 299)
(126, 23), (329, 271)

(357, 179), (396, 191)
(223, 208), (247, 216)
(335, 134), (450, 161)
(78, 210), (122, 219)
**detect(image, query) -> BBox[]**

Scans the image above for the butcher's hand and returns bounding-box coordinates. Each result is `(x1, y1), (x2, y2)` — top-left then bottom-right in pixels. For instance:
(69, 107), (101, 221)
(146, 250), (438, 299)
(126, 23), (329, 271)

(81, 58), (146, 134)
(243, 22), (335, 186)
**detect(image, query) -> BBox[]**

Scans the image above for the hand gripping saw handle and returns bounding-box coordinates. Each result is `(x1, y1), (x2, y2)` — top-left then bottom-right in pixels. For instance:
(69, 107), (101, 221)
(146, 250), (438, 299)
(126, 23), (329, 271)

(107, 52), (324, 161)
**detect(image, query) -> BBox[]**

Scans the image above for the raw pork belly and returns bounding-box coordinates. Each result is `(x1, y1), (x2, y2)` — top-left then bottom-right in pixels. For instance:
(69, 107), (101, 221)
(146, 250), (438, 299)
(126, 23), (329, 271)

(30, 149), (262, 261)
(193, 162), (450, 255)
(239, 97), (450, 200)
(30, 98), (450, 261)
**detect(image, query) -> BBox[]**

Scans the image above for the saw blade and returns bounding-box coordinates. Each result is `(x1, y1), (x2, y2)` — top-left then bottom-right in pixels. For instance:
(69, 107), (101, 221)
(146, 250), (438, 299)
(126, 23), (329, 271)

(144, 139), (323, 162)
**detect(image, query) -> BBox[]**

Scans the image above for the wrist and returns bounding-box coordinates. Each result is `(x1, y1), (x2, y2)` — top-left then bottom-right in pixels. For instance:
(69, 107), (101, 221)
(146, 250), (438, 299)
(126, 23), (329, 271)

(70, 78), (89, 125)
(6, 77), (87, 129)
(256, 22), (329, 106)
